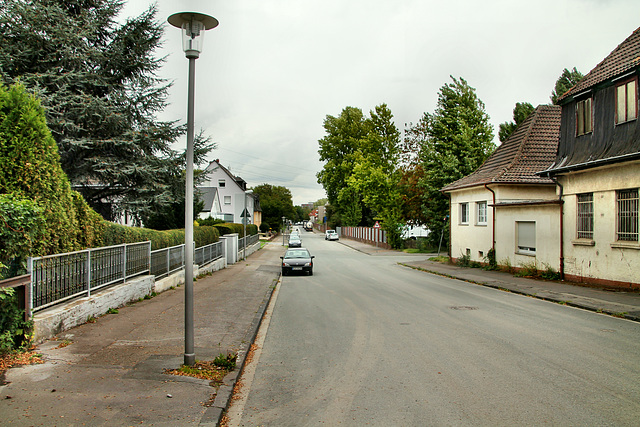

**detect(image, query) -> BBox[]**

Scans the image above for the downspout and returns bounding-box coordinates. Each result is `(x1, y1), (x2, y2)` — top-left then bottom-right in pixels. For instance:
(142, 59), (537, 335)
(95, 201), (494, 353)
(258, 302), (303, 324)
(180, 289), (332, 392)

(550, 177), (565, 280)
(484, 184), (496, 251)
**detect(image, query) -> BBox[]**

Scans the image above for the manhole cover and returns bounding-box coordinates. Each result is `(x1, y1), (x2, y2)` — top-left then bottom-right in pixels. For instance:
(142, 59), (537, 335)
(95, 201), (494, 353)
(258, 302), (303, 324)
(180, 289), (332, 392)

(449, 306), (479, 310)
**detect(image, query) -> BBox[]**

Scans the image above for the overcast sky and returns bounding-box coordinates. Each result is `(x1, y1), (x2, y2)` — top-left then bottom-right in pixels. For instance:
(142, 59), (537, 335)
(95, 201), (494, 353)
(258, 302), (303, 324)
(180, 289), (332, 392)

(121, 0), (638, 205)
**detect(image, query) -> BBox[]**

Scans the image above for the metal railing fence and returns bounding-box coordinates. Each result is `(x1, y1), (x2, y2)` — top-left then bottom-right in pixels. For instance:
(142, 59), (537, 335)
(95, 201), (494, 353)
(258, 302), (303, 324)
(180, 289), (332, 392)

(28, 242), (151, 313)
(239, 233), (260, 250)
(27, 235), (256, 313)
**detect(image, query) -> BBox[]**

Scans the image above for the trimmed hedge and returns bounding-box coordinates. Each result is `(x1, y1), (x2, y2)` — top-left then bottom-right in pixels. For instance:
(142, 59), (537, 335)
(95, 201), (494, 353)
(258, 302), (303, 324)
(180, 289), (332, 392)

(103, 223), (220, 251)
(214, 222), (258, 238)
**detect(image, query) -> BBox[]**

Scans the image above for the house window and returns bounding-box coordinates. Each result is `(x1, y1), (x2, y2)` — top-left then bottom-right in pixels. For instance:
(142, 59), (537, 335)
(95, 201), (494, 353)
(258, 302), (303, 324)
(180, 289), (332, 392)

(616, 78), (637, 124)
(577, 193), (594, 239)
(460, 203), (469, 224)
(516, 221), (536, 254)
(224, 195), (231, 205)
(476, 201), (487, 225)
(218, 179), (226, 188)
(576, 97), (593, 136)
(616, 189), (639, 242)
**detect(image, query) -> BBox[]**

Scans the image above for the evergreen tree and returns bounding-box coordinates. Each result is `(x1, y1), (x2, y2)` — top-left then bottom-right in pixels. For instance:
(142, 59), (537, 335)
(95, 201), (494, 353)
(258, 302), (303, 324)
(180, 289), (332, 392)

(416, 76), (495, 248)
(498, 102), (535, 142)
(0, 0), (213, 222)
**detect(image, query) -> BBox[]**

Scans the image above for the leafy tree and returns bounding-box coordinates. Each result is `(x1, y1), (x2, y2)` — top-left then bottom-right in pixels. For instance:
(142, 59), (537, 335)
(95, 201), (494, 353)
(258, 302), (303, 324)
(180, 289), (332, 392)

(317, 103), (400, 227)
(498, 102), (535, 142)
(416, 76), (495, 248)
(550, 67), (584, 104)
(252, 184), (296, 231)
(0, 0), (214, 222)
(0, 83), (104, 277)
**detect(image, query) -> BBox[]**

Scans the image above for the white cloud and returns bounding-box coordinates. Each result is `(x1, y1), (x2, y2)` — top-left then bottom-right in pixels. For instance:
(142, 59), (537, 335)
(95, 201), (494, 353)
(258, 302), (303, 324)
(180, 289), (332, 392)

(121, 0), (639, 205)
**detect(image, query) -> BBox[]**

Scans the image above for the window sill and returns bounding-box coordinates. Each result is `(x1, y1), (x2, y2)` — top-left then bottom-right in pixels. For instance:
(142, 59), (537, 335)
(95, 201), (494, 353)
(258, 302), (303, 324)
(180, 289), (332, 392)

(572, 239), (595, 246)
(459, 223), (469, 226)
(516, 251), (536, 257)
(611, 242), (640, 250)
(476, 223), (488, 227)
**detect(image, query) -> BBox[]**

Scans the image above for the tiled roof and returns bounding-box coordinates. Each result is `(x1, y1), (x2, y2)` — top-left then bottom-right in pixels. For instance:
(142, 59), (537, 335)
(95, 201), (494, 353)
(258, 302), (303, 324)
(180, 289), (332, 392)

(442, 105), (560, 192)
(559, 27), (640, 102)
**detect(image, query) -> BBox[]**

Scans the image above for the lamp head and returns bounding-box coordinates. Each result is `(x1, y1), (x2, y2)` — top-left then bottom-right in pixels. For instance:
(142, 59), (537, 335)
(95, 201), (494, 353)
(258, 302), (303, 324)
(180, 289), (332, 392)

(168, 12), (218, 58)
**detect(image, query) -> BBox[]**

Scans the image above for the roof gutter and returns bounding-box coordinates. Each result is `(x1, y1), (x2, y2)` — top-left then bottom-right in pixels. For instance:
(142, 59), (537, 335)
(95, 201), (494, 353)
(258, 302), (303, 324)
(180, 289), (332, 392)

(538, 152), (640, 177)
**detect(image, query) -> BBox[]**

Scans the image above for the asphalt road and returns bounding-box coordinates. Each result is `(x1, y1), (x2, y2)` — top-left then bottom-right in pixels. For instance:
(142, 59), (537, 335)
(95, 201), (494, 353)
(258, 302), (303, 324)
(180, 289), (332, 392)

(229, 229), (640, 426)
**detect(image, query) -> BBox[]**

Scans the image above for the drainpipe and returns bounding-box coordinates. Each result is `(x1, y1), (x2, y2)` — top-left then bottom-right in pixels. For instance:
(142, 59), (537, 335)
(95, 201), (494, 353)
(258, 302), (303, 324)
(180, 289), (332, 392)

(550, 177), (565, 280)
(484, 184), (496, 251)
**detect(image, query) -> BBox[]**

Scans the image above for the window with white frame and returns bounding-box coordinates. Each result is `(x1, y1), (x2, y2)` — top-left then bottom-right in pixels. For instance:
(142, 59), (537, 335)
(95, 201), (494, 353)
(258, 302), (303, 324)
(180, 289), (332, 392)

(224, 195), (231, 205)
(516, 221), (536, 254)
(218, 179), (226, 188)
(476, 201), (487, 225)
(577, 193), (594, 239)
(576, 97), (593, 136)
(617, 189), (639, 242)
(460, 203), (469, 224)
(616, 78), (637, 124)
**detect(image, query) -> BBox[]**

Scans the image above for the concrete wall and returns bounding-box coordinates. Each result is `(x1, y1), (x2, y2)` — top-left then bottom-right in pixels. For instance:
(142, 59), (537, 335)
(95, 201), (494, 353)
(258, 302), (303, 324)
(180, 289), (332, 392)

(559, 161), (640, 288)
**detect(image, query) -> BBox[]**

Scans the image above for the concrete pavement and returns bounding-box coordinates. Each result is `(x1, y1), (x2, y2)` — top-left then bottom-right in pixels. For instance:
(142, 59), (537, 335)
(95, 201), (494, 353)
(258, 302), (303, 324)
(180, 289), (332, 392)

(0, 241), (284, 426)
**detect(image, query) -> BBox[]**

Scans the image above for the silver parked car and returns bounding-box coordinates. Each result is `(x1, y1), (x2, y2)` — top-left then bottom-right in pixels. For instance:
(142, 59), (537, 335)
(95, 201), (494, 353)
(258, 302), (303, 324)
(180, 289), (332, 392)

(288, 235), (302, 247)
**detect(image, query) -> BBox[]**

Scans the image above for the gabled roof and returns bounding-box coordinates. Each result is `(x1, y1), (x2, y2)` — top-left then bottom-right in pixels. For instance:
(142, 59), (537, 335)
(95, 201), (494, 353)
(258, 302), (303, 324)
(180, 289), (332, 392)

(198, 187), (219, 213)
(559, 27), (640, 103)
(442, 105), (560, 192)
(204, 159), (247, 191)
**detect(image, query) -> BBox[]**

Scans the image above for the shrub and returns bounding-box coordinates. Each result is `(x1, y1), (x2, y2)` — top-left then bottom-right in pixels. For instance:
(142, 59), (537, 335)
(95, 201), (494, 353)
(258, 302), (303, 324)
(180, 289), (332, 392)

(0, 288), (33, 353)
(515, 261), (538, 277)
(457, 252), (471, 267)
(541, 263), (561, 280)
(483, 248), (498, 270)
(102, 223), (220, 250)
(259, 222), (270, 233)
(199, 217), (225, 227)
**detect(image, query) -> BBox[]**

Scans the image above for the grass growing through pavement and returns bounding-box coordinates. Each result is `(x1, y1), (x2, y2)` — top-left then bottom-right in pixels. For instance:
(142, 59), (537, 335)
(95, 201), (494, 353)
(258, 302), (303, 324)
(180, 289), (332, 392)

(164, 353), (237, 387)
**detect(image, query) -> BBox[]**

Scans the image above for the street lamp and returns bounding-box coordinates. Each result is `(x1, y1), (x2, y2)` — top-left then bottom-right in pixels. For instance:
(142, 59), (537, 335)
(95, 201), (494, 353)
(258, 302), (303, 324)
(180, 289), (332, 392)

(282, 216), (286, 246)
(243, 190), (253, 261)
(168, 11), (218, 367)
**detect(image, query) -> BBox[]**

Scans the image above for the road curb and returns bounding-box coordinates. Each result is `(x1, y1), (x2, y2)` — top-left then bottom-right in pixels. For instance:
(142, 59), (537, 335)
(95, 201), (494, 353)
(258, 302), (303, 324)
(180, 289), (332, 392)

(200, 274), (281, 426)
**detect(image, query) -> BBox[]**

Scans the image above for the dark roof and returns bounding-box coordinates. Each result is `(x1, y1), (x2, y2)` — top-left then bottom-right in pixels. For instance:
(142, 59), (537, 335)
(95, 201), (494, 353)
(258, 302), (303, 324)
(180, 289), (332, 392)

(197, 187), (218, 212)
(207, 159), (247, 190)
(442, 105), (560, 192)
(559, 27), (640, 102)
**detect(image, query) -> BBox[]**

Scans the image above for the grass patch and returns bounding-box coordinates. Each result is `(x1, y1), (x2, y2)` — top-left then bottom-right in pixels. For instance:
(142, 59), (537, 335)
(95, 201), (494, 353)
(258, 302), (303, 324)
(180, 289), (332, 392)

(428, 255), (449, 263)
(164, 353), (237, 387)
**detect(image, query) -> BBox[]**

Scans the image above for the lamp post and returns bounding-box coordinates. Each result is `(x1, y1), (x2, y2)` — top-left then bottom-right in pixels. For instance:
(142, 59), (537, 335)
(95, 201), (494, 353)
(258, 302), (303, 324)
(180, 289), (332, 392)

(243, 189), (253, 261)
(282, 216), (286, 246)
(168, 11), (218, 367)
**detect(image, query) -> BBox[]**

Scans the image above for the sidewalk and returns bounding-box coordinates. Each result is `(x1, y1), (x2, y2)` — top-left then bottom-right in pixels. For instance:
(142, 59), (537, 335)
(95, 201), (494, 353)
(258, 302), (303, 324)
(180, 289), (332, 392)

(0, 241), (284, 426)
(338, 237), (640, 322)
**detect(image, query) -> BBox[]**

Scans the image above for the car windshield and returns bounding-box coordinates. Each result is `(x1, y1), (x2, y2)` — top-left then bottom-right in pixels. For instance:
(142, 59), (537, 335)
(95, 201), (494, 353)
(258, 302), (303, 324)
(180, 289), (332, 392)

(285, 250), (309, 258)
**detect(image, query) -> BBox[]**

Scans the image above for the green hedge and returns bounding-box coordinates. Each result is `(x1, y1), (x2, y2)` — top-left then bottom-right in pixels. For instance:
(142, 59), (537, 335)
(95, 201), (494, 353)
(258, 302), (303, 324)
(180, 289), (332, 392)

(213, 222), (258, 238)
(103, 223), (220, 250)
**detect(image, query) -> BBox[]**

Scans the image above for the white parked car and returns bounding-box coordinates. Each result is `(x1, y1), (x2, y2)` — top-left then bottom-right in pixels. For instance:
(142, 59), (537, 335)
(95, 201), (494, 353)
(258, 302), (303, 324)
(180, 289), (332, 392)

(325, 230), (339, 241)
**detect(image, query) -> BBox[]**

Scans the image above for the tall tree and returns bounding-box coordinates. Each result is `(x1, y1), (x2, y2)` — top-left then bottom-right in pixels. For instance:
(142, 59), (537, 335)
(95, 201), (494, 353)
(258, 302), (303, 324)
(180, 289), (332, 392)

(252, 184), (296, 231)
(498, 102), (535, 142)
(317, 103), (400, 227)
(416, 76), (495, 248)
(550, 67), (584, 104)
(0, 0), (213, 222)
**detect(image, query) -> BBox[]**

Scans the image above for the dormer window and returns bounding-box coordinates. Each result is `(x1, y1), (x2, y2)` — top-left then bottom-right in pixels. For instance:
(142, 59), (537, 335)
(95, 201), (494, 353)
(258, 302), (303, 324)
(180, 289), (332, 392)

(615, 78), (637, 124)
(576, 97), (593, 136)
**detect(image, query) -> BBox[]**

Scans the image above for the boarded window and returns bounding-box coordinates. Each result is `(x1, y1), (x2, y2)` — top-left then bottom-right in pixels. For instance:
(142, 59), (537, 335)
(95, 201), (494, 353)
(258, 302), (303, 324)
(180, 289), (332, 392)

(617, 189), (639, 242)
(517, 221), (536, 254)
(577, 193), (594, 239)
(616, 79), (637, 124)
(576, 98), (593, 136)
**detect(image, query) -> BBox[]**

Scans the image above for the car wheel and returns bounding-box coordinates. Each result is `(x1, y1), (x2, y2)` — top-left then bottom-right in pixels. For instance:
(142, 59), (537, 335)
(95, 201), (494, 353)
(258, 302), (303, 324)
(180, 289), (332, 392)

(308, 269), (313, 276)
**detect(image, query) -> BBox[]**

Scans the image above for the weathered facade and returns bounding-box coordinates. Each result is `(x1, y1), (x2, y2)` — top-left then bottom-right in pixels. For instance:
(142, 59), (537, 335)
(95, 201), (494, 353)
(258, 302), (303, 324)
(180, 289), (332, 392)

(540, 27), (640, 288)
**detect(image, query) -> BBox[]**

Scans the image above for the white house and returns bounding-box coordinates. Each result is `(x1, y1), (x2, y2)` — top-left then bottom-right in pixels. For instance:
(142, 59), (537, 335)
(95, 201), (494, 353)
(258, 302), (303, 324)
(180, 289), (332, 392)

(198, 159), (257, 225)
(442, 105), (562, 272)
